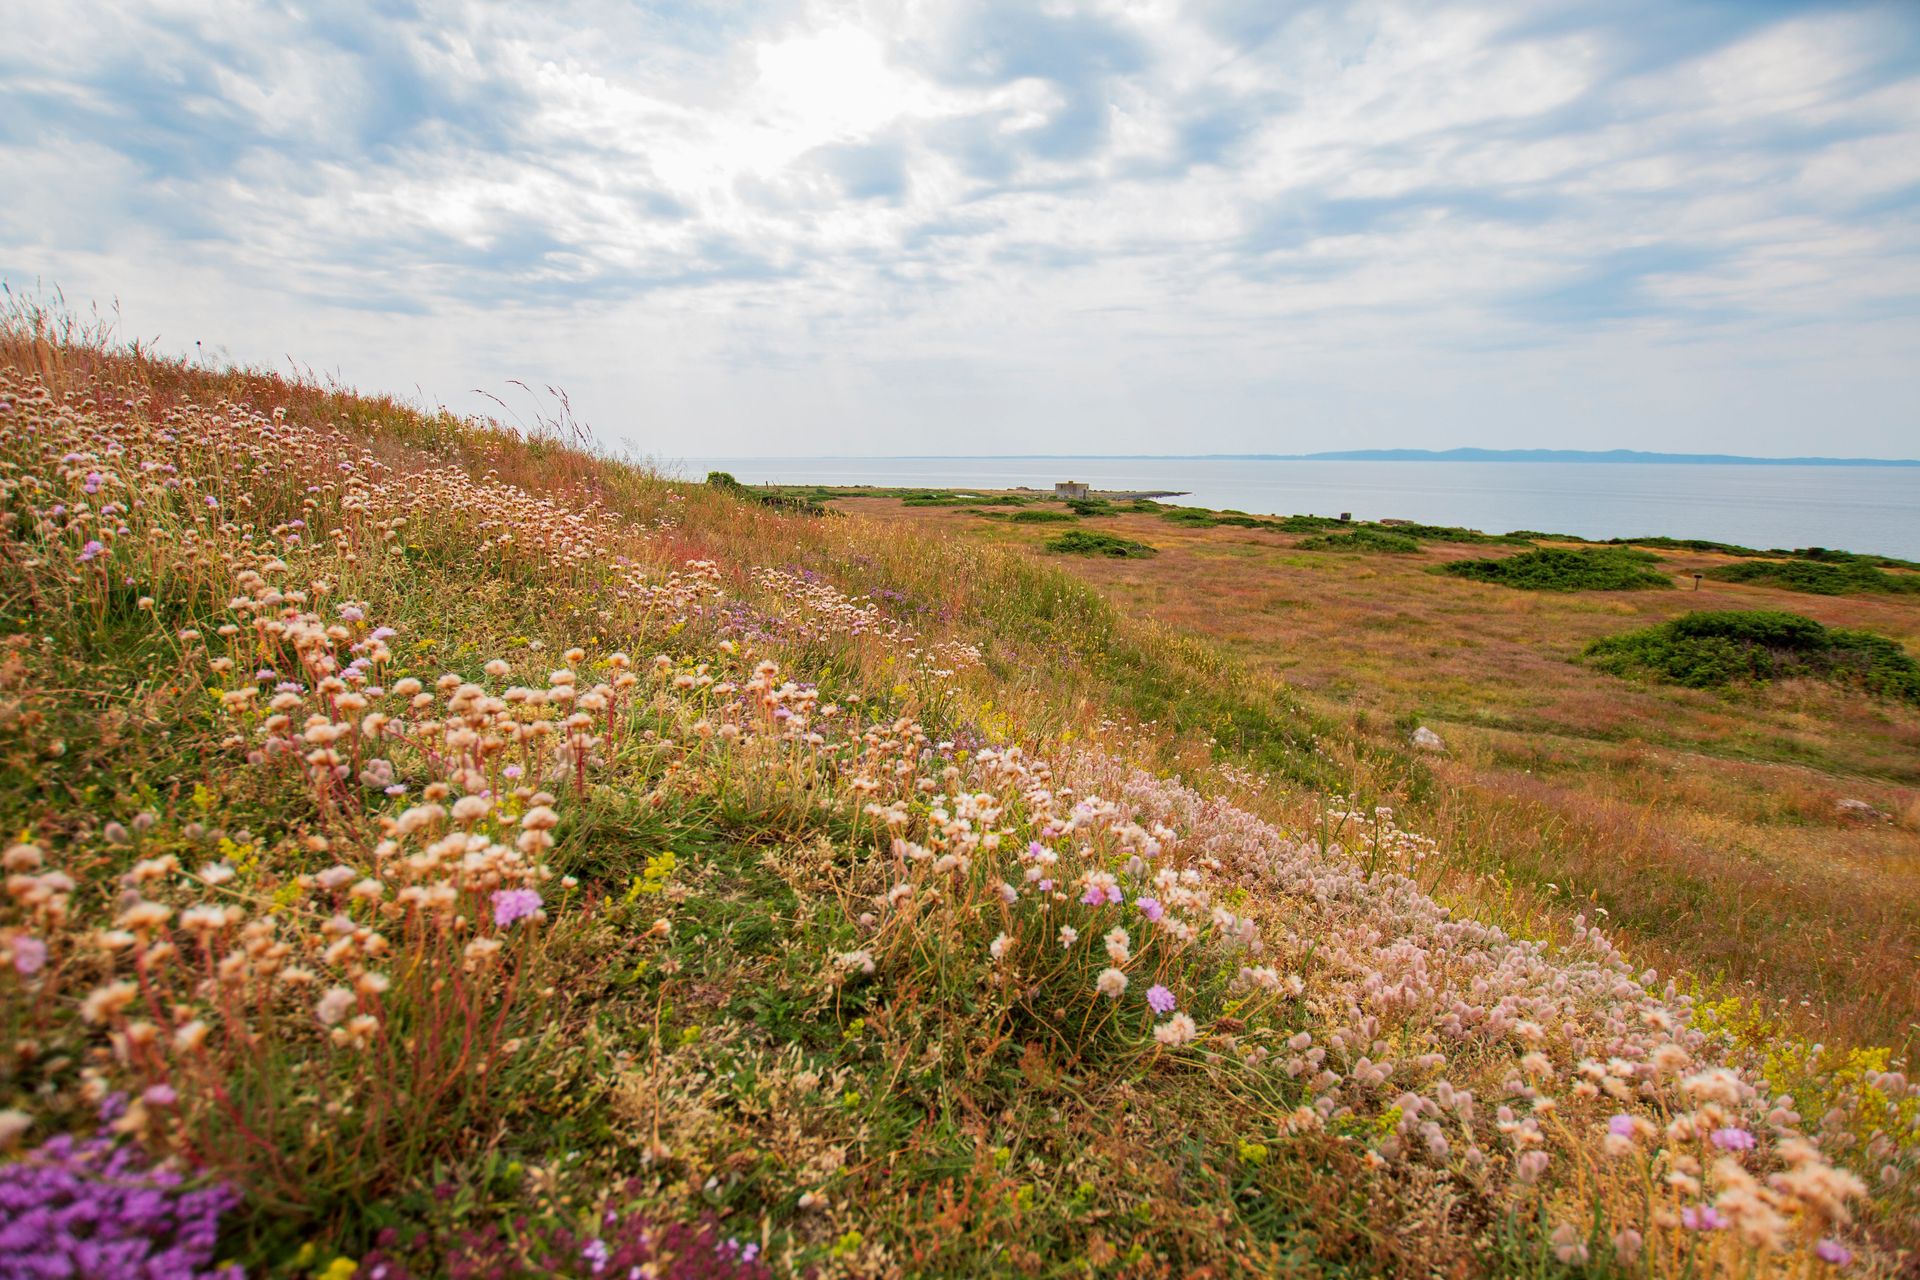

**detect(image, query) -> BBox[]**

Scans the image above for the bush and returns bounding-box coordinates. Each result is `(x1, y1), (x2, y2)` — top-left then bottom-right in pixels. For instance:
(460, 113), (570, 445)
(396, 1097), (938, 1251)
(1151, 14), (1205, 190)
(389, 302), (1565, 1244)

(1585, 610), (1920, 703)
(993, 509), (1077, 524)
(1438, 547), (1674, 591)
(1705, 560), (1920, 596)
(1045, 529), (1157, 558)
(1296, 529), (1422, 554)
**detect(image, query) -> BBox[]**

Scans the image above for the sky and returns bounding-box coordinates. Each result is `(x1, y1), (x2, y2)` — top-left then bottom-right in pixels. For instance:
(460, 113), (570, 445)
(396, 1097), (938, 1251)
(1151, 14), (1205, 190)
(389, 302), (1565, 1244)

(3, 0), (1918, 460)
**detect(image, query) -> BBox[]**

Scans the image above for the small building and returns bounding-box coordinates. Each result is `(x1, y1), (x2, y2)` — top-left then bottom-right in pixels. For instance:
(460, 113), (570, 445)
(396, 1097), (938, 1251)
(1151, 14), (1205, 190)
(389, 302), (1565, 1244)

(1054, 481), (1090, 500)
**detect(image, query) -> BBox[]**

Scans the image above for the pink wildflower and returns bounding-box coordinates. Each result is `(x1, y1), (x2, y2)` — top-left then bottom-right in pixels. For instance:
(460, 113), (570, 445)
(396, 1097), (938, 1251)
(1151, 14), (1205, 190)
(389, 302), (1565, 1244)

(1146, 984), (1176, 1015)
(1815, 1239), (1853, 1267)
(1681, 1205), (1726, 1232)
(491, 888), (544, 926)
(1135, 896), (1164, 923)
(12, 936), (47, 975)
(1710, 1126), (1756, 1151)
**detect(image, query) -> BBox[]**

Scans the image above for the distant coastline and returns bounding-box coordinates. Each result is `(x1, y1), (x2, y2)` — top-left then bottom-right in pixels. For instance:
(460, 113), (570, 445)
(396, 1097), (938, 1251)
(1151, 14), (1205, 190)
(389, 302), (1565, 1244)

(691, 449), (1920, 466)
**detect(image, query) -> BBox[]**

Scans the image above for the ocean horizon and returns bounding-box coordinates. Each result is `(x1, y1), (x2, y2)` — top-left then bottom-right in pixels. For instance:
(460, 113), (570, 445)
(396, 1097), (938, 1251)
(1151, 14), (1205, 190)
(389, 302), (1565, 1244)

(672, 456), (1920, 561)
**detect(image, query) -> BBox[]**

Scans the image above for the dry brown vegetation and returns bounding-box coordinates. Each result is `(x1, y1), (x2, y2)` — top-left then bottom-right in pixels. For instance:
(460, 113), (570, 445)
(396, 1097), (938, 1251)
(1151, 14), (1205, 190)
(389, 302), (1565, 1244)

(842, 495), (1920, 1055)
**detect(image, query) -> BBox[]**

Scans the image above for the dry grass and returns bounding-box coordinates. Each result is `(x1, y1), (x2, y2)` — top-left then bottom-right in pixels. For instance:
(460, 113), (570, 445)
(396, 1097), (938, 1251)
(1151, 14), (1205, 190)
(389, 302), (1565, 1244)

(851, 496), (1920, 1054)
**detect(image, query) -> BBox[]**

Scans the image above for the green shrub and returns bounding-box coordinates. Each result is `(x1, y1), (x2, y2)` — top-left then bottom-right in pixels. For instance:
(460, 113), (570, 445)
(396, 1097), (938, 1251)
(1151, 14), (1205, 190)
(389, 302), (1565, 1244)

(1585, 610), (1920, 703)
(1438, 547), (1674, 591)
(1374, 523), (1530, 546)
(706, 472), (829, 515)
(1045, 529), (1157, 558)
(1006, 509), (1077, 523)
(1296, 528), (1422, 554)
(1705, 559), (1920, 595)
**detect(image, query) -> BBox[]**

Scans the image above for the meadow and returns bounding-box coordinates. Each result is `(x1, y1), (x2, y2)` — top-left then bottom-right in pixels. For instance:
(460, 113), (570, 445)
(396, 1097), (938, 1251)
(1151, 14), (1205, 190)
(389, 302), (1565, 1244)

(1, 314), (1916, 1277)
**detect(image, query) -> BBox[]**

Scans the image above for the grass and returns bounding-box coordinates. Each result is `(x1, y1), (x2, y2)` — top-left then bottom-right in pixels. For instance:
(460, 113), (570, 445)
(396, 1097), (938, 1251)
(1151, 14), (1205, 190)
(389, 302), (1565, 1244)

(1440, 547), (1676, 592)
(1706, 559), (1920, 596)
(1, 304), (1915, 1277)
(1586, 610), (1920, 703)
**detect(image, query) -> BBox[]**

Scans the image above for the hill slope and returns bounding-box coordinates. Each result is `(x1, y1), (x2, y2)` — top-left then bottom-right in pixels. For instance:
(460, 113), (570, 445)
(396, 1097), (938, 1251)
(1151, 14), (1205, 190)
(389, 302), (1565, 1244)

(0, 316), (1915, 1277)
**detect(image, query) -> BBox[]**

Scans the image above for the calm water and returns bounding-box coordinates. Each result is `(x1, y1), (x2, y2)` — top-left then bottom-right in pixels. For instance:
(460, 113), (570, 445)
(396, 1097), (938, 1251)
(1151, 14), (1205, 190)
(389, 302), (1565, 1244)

(676, 457), (1920, 560)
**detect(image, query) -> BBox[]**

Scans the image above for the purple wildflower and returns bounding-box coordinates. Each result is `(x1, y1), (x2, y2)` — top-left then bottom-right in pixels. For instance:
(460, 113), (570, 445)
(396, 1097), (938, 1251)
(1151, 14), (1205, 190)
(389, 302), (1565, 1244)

(0, 1134), (242, 1279)
(491, 888), (544, 927)
(1607, 1114), (1636, 1139)
(1080, 886), (1104, 906)
(1710, 1127), (1756, 1151)
(77, 540), (105, 563)
(1681, 1205), (1726, 1232)
(581, 1238), (610, 1272)
(1815, 1239), (1853, 1267)
(1135, 896), (1164, 923)
(203, 495), (218, 509)
(1146, 984), (1176, 1015)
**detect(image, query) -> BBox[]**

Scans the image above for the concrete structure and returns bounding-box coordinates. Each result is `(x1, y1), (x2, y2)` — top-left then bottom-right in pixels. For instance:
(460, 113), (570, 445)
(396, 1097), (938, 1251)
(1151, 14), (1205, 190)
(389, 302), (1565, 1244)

(1054, 481), (1090, 500)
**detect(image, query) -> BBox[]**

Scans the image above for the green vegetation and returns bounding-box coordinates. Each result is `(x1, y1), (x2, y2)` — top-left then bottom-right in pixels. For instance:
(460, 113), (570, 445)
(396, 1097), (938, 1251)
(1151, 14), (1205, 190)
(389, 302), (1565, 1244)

(1295, 528), (1422, 554)
(1045, 528), (1158, 557)
(1438, 546), (1675, 592)
(978, 507), (1077, 523)
(1586, 610), (1920, 703)
(1705, 559), (1920, 595)
(705, 470), (830, 515)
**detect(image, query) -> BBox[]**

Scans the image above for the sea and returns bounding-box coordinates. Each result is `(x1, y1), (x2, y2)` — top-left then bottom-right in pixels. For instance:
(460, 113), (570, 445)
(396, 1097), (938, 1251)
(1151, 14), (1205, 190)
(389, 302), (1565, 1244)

(673, 457), (1920, 561)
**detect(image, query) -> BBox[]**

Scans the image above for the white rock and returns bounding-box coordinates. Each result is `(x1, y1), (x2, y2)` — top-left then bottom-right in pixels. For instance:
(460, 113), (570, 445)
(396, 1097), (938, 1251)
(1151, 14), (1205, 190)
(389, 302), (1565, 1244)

(1411, 726), (1447, 753)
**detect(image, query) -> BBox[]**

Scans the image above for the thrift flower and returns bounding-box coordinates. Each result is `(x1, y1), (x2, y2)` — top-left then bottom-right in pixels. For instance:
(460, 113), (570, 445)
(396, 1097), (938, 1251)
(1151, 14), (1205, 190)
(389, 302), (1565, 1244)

(1681, 1205), (1726, 1232)
(1096, 967), (1128, 999)
(1711, 1126), (1756, 1151)
(1146, 984), (1176, 1015)
(11, 936), (46, 975)
(1057, 926), (1078, 950)
(1134, 896), (1164, 923)
(1153, 1012), (1197, 1046)
(1816, 1239), (1853, 1267)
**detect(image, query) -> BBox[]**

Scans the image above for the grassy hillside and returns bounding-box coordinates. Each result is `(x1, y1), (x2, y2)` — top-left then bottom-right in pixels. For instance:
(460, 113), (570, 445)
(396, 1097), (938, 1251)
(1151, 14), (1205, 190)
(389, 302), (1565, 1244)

(1, 313), (1916, 1277)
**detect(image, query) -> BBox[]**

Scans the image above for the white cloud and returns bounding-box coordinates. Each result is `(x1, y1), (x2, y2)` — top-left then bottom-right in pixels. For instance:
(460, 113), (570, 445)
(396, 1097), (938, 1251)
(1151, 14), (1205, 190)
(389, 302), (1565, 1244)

(2, 0), (1917, 458)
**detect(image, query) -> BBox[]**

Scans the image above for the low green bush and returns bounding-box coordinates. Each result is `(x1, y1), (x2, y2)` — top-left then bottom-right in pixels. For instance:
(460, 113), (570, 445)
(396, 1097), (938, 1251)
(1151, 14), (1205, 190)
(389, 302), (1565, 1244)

(1045, 529), (1158, 558)
(1705, 559), (1920, 595)
(979, 509), (1077, 523)
(1585, 610), (1920, 703)
(1296, 528), (1422, 554)
(1438, 547), (1674, 591)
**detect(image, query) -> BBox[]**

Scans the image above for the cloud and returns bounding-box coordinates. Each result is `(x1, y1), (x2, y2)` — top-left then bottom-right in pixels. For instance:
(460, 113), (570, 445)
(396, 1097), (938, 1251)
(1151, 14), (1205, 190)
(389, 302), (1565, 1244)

(0, 0), (1916, 457)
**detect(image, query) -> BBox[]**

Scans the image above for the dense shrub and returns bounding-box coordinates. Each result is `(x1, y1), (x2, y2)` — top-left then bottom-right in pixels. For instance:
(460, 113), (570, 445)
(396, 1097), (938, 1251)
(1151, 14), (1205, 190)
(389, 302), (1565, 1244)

(979, 508), (1077, 523)
(1585, 610), (1920, 703)
(1296, 528), (1422, 554)
(1705, 559), (1920, 595)
(1045, 529), (1157, 557)
(1439, 547), (1674, 591)
(704, 472), (828, 515)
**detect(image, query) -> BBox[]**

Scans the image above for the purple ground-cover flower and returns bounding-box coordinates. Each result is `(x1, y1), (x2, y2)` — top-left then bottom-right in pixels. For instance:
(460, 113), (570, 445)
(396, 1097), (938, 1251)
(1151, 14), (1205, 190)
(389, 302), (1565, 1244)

(0, 1134), (241, 1280)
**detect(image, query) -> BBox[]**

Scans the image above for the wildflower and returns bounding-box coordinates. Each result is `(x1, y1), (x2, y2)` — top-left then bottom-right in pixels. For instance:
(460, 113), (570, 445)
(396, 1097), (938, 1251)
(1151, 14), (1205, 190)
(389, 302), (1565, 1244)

(491, 887), (544, 926)
(80, 981), (138, 1024)
(11, 935), (47, 975)
(1711, 1126), (1756, 1151)
(315, 987), (356, 1026)
(1816, 1239), (1854, 1267)
(836, 949), (876, 975)
(1550, 1223), (1589, 1267)
(581, 1238), (610, 1272)
(1612, 1229), (1643, 1264)
(990, 933), (1011, 962)
(1096, 967), (1128, 999)
(198, 862), (235, 886)
(77, 539), (105, 562)
(1146, 984), (1176, 1015)
(1681, 1205), (1726, 1231)
(173, 1020), (210, 1053)
(1134, 896), (1164, 923)
(1608, 1114), (1637, 1139)
(1153, 1012), (1197, 1046)
(1514, 1150), (1549, 1184)
(1058, 926), (1078, 949)
(1104, 926), (1131, 964)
